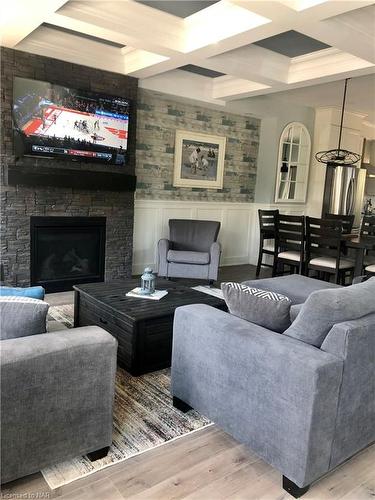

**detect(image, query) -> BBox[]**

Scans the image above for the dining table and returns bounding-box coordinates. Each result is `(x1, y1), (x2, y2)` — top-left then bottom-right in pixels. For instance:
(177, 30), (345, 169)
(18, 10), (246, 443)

(342, 234), (375, 277)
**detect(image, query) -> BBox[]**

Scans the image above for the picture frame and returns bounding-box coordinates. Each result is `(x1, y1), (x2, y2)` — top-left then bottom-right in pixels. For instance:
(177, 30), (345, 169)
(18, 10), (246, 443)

(173, 130), (226, 189)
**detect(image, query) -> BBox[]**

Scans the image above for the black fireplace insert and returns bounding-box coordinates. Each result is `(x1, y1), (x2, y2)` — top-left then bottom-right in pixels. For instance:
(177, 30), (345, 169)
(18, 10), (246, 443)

(30, 216), (106, 292)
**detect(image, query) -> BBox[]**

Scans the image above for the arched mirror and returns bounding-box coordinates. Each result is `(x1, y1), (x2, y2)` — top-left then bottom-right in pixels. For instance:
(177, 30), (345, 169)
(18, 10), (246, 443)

(274, 122), (311, 203)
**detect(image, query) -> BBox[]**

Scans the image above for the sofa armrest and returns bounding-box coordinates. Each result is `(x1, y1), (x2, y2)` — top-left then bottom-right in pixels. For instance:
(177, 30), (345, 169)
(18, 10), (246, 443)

(172, 304), (343, 487)
(157, 238), (170, 276)
(321, 314), (375, 360)
(1, 326), (117, 484)
(208, 241), (221, 280)
(320, 314), (375, 469)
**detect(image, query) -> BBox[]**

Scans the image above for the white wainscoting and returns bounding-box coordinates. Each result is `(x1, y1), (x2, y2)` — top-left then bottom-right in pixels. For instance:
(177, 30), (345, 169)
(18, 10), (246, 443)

(132, 199), (305, 274)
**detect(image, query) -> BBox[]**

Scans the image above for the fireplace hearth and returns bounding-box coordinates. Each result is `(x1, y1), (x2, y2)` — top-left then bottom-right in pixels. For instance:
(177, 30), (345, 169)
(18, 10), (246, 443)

(30, 217), (106, 292)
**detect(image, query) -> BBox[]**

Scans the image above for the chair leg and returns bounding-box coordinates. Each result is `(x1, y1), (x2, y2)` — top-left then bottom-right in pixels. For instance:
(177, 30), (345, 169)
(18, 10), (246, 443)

(334, 270), (340, 285)
(256, 236), (264, 278)
(272, 255), (278, 277)
(282, 476), (310, 498)
(300, 264), (304, 275)
(87, 446), (110, 461)
(173, 396), (192, 413)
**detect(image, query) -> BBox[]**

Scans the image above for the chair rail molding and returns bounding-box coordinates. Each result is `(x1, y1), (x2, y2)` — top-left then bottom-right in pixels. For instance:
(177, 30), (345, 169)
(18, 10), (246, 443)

(132, 199), (305, 275)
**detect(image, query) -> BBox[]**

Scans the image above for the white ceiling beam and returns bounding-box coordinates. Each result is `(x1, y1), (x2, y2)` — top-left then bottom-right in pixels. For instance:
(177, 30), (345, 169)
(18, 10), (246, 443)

(230, 0), (299, 22)
(56, 0), (186, 55)
(124, 49), (169, 74)
(288, 48), (374, 84)
(215, 65), (375, 100)
(299, 24), (375, 64)
(0, 0), (68, 47)
(199, 45), (290, 86)
(46, 13), (132, 49)
(212, 76), (270, 99)
(16, 25), (126, 73)
(297, 2), (375, 65)
(47, 12), (183, 57)
(296, 0), (374, 21)
(139, 70), (227, 106)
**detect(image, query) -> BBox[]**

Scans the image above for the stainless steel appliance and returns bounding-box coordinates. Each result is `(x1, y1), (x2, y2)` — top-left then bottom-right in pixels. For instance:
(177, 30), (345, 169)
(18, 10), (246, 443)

(322, 165), (366, 228)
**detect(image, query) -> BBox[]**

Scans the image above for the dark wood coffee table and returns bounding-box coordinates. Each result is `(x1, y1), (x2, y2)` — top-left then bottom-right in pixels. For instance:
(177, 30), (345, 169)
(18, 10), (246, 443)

(73, 280), (226, 375)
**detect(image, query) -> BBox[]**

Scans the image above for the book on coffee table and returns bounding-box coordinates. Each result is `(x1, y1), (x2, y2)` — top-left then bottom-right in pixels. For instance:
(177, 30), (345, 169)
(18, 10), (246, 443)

(126, 288), (168, 300)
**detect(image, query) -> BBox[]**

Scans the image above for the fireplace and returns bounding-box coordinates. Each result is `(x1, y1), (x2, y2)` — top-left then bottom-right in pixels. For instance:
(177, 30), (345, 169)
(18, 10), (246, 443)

(30, 217), (106, 292)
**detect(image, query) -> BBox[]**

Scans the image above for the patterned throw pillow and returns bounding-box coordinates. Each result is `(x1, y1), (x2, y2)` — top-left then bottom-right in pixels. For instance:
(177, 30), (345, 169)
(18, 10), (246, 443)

(221, 282), (292, 333)
(0, 296), (49, 340)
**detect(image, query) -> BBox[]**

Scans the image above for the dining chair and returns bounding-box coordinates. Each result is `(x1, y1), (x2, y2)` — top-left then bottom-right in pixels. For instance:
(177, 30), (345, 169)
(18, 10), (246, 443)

(255, 209), (279, 278)
(361, 215), (375, 268)
(361, 215), (375, 236)
(324, 213), (355, 234)
(305, 217), (355, 285)
(272, 214), (305, 277)
(324, 213), (355, 256)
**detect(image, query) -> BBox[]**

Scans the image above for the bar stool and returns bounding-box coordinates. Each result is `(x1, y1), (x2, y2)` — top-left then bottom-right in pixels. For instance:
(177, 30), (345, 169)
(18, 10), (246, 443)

(255, 209), (279, 278)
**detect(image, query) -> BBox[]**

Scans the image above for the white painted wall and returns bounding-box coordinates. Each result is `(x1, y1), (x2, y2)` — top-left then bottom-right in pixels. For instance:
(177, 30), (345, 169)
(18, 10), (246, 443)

(255, 106), (315, 204)
(132, 199), (305, 274)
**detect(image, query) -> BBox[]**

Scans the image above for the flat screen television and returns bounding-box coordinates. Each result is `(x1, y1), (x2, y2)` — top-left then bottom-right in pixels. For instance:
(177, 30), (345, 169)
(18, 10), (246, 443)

(13, 77), (130, 165)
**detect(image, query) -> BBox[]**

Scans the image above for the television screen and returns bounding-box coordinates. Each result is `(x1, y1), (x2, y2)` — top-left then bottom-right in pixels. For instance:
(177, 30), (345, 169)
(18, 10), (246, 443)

(13, 77), (130, 165)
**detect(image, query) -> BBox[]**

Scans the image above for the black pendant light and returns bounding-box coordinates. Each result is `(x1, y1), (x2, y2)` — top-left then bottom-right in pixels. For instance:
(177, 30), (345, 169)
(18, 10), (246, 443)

(315, 78), (361, 167)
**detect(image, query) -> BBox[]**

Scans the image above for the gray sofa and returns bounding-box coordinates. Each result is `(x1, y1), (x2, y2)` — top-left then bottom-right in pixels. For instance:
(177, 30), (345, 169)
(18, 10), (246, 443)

(171, 275), (375, 497)
(0, 297), (117, 484)
(158, 219), (221, 282)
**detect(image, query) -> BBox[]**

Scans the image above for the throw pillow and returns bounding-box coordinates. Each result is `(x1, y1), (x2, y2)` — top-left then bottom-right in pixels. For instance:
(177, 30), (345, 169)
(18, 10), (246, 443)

(0, 296), (49, 340)
(0, 285), (45, 300)
(284, 277), (375, 347)
(221, 282), (292, 333)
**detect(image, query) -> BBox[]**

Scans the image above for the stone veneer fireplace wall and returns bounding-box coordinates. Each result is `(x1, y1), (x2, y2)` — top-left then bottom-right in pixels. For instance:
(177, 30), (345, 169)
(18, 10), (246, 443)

(0, 47), (138, 286)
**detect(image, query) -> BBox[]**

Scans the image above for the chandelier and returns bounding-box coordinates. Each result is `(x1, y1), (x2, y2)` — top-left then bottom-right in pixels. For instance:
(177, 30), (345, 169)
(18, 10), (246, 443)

(315, 78), (361, 167)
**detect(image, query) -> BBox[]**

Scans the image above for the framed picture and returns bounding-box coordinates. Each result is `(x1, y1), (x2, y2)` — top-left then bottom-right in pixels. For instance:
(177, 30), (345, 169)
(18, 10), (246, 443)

(173, 130), (226, 189)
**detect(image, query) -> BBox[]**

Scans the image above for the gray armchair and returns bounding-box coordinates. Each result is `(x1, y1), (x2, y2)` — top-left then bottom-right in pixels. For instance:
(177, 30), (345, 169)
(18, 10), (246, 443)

(158, 219), (221, 282)
(0, 298), (117, 484)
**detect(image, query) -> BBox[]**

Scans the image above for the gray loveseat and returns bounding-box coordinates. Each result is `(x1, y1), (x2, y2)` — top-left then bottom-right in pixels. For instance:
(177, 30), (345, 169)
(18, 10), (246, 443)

(158, 219), (221, 282)
(171, 275), (375, 497)
(0, 297), (117, 484)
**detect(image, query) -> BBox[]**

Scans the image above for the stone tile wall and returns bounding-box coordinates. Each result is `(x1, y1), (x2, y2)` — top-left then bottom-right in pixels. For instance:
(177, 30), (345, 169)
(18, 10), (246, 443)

(0, 48), (138, 286)
(136, 89), (260, 202)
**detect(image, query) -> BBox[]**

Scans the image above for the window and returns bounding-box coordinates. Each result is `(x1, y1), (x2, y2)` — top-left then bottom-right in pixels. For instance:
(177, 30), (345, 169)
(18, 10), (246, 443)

(275, 122), (311, 203)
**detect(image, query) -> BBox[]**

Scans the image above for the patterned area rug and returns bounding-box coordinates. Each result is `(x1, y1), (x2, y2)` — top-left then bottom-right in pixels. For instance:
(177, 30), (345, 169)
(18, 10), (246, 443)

(47, 304), (74, 328)
(43, 305), (211, 489)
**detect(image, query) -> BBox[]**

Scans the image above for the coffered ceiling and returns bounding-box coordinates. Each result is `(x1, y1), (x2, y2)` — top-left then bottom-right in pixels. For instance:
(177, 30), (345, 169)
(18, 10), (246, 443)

(1, 0), (374, 106)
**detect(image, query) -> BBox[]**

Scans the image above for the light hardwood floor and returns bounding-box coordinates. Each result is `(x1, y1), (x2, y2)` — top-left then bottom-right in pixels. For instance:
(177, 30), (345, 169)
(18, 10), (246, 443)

(3, 266), (375, 499)
(2, 426), (375, 500)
